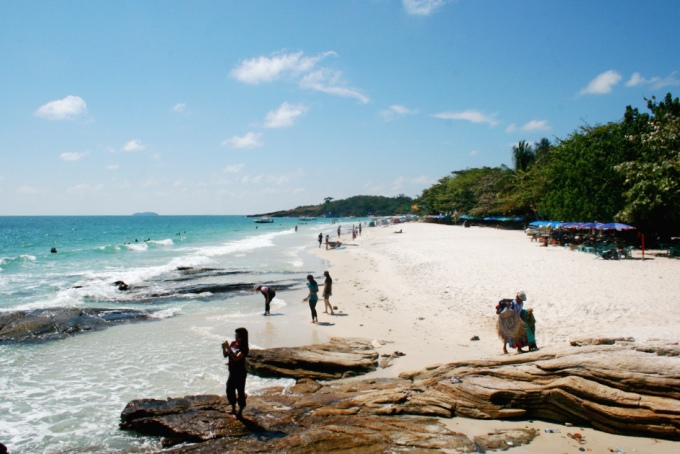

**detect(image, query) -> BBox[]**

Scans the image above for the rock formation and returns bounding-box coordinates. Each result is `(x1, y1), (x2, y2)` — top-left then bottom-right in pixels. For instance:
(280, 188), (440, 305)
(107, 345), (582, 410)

(0, 308), (156, 343)
(246, 337), (380, 380)
(120, 337), (680, 451)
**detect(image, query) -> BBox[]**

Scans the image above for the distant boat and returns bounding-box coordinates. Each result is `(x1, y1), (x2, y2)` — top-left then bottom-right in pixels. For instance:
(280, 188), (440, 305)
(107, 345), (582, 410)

(253, 217), (274, 224)
(298, 216), (317, 221)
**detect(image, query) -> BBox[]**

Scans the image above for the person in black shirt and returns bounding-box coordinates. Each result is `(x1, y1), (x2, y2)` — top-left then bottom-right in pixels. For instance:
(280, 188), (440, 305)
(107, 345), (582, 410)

(222, 327), (249, 418)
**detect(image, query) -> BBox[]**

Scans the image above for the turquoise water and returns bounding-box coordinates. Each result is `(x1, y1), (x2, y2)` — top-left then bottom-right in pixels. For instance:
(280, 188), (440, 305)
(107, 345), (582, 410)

(0, 215), (363, 452)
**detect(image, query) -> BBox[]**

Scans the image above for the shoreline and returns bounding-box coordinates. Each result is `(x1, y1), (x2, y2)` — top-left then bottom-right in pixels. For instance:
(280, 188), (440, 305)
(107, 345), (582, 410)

(299, 221), (679, 453)
(306, 222), (679, 374)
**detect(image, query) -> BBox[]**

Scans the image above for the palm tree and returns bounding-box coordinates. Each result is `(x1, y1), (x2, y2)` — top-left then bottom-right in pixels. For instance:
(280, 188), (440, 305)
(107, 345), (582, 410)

(512, 140), (536, 172)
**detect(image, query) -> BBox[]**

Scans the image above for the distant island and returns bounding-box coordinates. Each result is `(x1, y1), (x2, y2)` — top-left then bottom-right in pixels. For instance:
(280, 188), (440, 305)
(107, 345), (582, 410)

(132, 212), (159, 216)
(252, 195), (414, 218)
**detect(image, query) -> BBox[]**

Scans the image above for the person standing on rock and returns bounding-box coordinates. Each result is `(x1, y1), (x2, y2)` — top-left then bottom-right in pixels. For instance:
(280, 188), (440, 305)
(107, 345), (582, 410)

(302, 274), (319, 323)
(322, 271), (334, 315)
(222, 327), (249, 418)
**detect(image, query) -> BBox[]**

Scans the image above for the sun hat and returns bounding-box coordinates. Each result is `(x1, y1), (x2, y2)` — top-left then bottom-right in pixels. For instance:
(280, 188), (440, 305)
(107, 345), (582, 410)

(517, 291), (527, 301)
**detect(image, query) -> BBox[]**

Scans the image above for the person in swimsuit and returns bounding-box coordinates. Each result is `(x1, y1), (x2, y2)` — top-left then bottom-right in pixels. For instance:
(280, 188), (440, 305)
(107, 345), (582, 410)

(302, 274), (319, 323)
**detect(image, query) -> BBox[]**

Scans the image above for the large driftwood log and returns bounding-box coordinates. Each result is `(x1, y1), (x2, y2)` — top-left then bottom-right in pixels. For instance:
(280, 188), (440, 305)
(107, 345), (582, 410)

(120, 337), (680, 451)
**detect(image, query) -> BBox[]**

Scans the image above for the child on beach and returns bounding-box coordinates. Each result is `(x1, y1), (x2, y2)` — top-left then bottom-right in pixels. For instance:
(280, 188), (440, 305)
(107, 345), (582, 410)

(222, 327), (249, 418)
(302, 274), (319, 323)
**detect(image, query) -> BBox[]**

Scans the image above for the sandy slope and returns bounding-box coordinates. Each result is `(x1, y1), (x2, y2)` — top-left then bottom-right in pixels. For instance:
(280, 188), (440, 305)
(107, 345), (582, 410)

(303, 221), (680, 453)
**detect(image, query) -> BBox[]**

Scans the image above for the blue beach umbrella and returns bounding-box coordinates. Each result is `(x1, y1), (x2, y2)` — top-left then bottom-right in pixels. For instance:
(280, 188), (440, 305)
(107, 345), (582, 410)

(598, 222), (636, 231)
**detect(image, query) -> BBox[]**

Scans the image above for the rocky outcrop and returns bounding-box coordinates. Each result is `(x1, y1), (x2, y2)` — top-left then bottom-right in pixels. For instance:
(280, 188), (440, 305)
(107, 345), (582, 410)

(247, 337), (380, 380)
(120, 380), (539, 452)
(120, 337), (680, 451)
(0, 308), (156, 343)
(402, 338), (680, 439)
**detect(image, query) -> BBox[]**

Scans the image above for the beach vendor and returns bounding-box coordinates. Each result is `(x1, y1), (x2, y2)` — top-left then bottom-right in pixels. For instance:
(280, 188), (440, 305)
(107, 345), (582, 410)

(222, 327), (249, 418)
(497, 291), (531, 354)
(254, 285), (275, 316)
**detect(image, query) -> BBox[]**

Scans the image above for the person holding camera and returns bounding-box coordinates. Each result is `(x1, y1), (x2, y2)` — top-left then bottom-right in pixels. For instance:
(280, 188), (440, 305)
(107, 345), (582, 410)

(222, 327), (249, 418)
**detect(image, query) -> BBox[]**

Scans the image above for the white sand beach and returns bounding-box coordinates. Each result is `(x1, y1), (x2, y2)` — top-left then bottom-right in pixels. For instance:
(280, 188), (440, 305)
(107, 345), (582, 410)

(303, 222), (680, 453)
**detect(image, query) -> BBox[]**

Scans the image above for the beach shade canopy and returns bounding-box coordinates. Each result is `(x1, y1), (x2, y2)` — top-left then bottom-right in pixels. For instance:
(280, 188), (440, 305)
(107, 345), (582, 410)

(580, 222), (604, 229)
(598, 222), (636, 231)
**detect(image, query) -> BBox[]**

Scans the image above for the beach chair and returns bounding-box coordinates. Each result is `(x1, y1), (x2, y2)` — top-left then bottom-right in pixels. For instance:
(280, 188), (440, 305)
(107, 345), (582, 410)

(622, 246), (634, 259)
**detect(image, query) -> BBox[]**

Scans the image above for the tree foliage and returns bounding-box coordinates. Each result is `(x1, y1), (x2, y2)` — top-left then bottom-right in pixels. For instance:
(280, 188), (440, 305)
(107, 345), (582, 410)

(260, 195), (414, 218)
(414, 93), (680, 235)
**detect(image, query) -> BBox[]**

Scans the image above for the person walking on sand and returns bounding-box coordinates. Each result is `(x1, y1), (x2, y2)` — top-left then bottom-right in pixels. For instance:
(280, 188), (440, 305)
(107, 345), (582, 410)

(222, 327), (249, 418)
(337, 226), (341, 237)
(302, 274), (319, 323)
(318, 232), (323, 248)
(322, 271), (334, 315)
(325, 234), (330, 250)
(254, 285), (275, 315)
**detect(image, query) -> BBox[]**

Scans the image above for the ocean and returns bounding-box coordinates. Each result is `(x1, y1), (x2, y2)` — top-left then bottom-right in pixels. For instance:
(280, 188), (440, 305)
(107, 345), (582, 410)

(0, 215), (361, 452)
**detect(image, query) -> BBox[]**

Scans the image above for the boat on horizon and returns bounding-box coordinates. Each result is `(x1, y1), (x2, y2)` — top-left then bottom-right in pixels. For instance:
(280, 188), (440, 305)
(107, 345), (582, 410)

(253, 217), (274, 224)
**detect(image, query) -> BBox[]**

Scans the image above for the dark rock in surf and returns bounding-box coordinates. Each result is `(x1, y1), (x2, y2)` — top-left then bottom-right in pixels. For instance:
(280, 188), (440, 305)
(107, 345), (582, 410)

(0, 308), (157, 344)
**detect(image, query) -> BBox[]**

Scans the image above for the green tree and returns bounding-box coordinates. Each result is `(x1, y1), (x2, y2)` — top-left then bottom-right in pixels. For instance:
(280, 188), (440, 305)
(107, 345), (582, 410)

(615, 93), (680, 235)
(511, 140), (536, 172)
(538, 120), (637, 222)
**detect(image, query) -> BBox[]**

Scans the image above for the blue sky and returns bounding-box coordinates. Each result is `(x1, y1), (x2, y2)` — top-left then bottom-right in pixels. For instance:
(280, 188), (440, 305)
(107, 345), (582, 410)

(1, 0), (679, 215)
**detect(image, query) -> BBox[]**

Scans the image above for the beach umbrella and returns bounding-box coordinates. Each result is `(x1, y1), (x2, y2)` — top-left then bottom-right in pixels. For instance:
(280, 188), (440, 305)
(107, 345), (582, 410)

(598, 222), (636, 231)
(580, 222), (603, 229)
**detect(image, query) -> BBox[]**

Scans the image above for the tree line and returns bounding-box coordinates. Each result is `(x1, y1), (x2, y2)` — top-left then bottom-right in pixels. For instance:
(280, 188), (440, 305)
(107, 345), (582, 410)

(258, 194), (414, 218)
(415, 93), (680, 237)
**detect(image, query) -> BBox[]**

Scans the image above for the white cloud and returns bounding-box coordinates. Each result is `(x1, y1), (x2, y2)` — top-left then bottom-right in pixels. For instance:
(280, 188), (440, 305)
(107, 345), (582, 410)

(17, 185), (43, 195)
(469, 150), (479, 156)
(141, 178), (159, 188)
(171, 103), (187, 113)
(412, 175), (431, 184)
(67, 183), (102, 196)
(403, 0), (447, 16)
(231, 51), (334, 84)
(579, 70), (622, 95)
(232, 50), (369, 103)
(224, 164), (245, 173)
(241, 174), (264, 184)
(106, 164), (120, 171)
(653, 71), (680, 88)
(505, 123), (517, 133)
(626, 71), (680, 89)
(35, 95), (87, 120)
(300, 69), (369, 104)
(264, 102), (307, 128)
(59, 151), (89, 161)
(380, 104), (418, 121)
(521, 119), (550, 132)
(432, 109), (498, 126)
(221, 132), (263, 149)
(122, 139), (145, 152)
